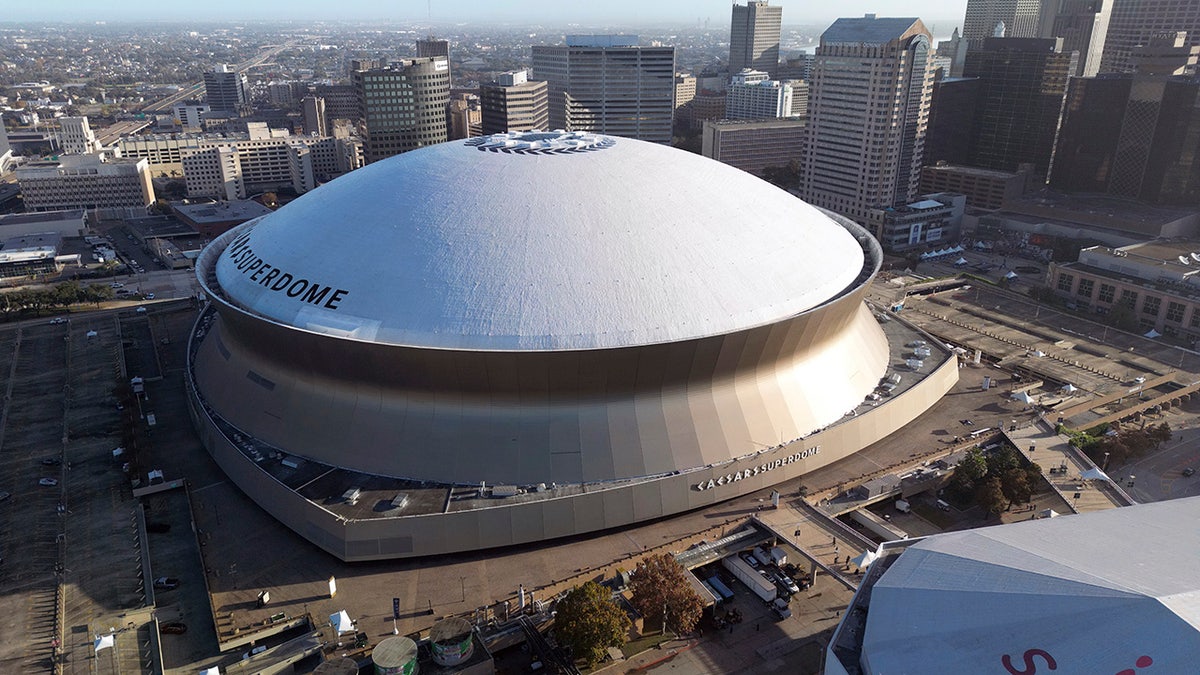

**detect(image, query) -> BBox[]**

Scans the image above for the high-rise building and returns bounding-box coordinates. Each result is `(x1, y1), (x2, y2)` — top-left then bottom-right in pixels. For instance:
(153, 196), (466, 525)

(204, 64), (250, 116)
(1047, 0), (1113, 76)
(354, 57), (451, 163)
(416, 38), (449, 59)
(798, 15), (934, 231)
(1100, 0), (1200, 73)
(701, 118), (806, 177)
(938, 28), (969, 78)
(302, 95), (327, 137)
(313, 84), (360, 124)
(173, 103), (210, 131)
(961, 1), (1109, 76)
(730, 1), (783, 74)
(531, 36), (675, 143)
(924, 78), (981, 167)
(17, 154), (155, 211)
(480, 71), (549, 135)
(1051, 34), (1200, 205)
(0, 121), (11, 169)
(416, 38), (451, 85)
(962, 0), (1049, 50)
(961, 37), (1077, 175)
(57, 116), (102, 155)
(725, 69), (795, 120)
(674, 73), (697, 111)
(447, 93), (481, 140)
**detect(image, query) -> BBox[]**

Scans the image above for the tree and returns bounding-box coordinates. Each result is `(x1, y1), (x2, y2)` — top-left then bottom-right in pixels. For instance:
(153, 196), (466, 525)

(975, 476), (1007, 517)
(554, 581), (630, 668)
(629, 553), (705, 636)
(949, 448), (988, 496)
(1000, 467), (1032, 506)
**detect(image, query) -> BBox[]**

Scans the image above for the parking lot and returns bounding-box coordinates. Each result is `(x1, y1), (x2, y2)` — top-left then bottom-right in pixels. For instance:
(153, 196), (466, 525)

(0, 304), (198, 674)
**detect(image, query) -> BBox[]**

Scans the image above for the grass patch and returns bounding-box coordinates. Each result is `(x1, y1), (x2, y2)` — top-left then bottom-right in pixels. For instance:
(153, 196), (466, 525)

(621, 633), (667, 658)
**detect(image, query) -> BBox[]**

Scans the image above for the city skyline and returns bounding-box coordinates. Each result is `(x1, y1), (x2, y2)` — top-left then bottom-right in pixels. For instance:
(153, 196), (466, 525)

(13, 0), (970, 25)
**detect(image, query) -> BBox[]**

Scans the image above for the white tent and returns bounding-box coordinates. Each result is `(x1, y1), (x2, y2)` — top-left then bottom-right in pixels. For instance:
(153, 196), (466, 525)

(1004, 271), (1018, 280)
(1039, 508), (1061, 518)
(1081, 467), (1109, 481)
(852, 550), (879, 569)
(94, 634), (115, 652)
(1060, 383), (1078, 393)
(1144, 329), (1162, 339)
(1011, 391), (1034, 404)
(200, 668), (221, 675)
(330, 610), (355, 634)
(954, 257), (968, 266)
(852, 497), (1200, 675)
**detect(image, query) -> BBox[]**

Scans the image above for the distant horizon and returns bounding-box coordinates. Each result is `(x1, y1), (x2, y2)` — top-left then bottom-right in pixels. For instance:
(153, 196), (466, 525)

(6, 1), (968, 28)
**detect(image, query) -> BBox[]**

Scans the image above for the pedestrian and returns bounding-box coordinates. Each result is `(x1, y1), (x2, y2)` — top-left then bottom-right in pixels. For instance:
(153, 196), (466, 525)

(756, 623), (760, 632)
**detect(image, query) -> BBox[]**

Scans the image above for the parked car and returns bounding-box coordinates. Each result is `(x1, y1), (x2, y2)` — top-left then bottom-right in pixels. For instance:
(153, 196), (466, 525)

(145, 293), (155, 300)
(160, 622), (187, 635)
(135, 307), (147, 314)
(1184, 467), (1195, 477)
(40, 457), (62, 466)
(153, 577), (180, 590)
(49, 317), (67, 324)
(39, 478), (59, 487)
(110, 282), (124, 289)
(147, 522), (171, 534)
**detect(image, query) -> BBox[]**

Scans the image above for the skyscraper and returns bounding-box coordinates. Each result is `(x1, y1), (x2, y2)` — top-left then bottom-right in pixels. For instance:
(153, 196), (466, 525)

(730, 1), (783, 74)
(798, 15), (933, 231)
(302, 95), (327, 137)
(354, 58), (451, 163)
(57, 116), (101, 155)
(962, 0), (1048, 50)
(962, 37), (1077, 174)
(1047, 0), (1113, 76)
(964, 0), (1112, 76)
(416, 38), (451, 84)
(531, 36), (675, 143)
(204, 64), (250, 116)
(1051, 34), (1200, 204)
(480, 71), (549, 135)
(725, 70), (795, 120)
(1100, 0), (1200, 73)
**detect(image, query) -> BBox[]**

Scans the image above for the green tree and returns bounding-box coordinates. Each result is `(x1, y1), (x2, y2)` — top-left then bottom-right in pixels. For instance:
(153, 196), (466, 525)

(950, 448), (988, 496)
(1000, 467), (1032, 506)
(629, 553), (705, 635)
(975, 476), (1007, 517)
(554, 581), (630, 668)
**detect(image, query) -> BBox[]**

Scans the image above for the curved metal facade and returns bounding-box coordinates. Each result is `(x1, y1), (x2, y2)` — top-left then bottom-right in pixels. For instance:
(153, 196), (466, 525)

(194, 216), (888, 487)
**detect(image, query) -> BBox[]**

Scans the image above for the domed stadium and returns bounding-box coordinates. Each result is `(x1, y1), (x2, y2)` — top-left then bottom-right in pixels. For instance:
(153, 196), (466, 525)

(187, 131), (958, 560)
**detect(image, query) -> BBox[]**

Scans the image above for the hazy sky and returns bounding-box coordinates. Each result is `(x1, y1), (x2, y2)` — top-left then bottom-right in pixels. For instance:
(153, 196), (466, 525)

(18, 1), (969, 25)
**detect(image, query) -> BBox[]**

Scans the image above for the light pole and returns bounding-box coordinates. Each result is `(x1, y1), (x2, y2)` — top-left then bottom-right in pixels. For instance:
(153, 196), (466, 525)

(1103, 452), (1110, 471)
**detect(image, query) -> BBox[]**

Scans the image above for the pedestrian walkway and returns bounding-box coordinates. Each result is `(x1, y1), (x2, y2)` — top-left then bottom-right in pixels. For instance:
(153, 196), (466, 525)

(1003, 422), (1130, 514)
(755, 502), (869, 588)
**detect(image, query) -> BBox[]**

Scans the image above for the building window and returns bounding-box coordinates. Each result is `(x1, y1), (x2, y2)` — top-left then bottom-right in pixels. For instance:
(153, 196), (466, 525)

(1166, 301), (1186, 323)
(1142, 295), (1161, 317)
(1120, 289), (1138, 307)
(1076, 278), (1094, 299)
(1098, 283), (1115, 303)
(1056, 273), (1074, 292)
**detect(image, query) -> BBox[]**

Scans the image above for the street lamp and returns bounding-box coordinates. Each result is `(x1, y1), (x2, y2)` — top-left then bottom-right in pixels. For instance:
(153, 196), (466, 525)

(1103, 452), (1110, 471)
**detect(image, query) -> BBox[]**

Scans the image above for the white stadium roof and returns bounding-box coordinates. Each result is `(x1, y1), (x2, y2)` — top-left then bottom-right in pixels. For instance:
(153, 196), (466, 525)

(214, 131), (865, 351)
(857, 497), (1200, 674)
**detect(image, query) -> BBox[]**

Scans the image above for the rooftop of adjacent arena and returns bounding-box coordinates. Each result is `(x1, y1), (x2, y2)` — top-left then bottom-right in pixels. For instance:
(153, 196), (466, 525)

(185, 302), (951, 522)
